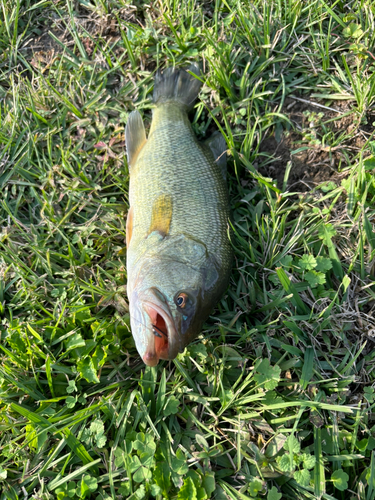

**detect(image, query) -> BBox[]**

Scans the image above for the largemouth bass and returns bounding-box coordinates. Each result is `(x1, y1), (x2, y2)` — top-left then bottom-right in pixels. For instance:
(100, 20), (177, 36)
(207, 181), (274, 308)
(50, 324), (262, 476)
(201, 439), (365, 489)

(125, 65), (232, 366)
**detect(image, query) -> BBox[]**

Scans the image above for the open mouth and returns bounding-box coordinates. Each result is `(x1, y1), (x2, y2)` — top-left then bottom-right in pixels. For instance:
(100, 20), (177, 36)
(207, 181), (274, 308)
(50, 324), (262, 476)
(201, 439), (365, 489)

(152, 312), (169, 354)
(143, 303), (170, 366)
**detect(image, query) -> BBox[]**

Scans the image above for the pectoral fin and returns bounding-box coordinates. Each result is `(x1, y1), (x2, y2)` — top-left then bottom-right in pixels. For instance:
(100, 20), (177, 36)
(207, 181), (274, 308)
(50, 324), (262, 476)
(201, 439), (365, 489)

(148, 194), (173, 238)
(125, 110), (147, 169)
(126, 206), (134, 247)
(205, 131), (227, 180)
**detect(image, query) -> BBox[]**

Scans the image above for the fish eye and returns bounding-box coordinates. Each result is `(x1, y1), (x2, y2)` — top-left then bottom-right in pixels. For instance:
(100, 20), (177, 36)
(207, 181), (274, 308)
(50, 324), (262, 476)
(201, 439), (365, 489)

(175, 292), (189, 308)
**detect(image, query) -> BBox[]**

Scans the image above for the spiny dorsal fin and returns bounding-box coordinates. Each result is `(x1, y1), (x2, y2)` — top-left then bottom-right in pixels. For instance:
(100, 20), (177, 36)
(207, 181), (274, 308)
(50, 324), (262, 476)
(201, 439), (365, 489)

(148, 194), (173, 238)
(125, 110), (147, 169)
(205, 131), (227, 180)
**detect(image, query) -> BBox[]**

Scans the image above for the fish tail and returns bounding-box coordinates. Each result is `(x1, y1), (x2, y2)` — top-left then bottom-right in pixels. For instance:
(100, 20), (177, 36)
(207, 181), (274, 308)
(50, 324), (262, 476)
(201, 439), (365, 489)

(153, 64), (202, 109)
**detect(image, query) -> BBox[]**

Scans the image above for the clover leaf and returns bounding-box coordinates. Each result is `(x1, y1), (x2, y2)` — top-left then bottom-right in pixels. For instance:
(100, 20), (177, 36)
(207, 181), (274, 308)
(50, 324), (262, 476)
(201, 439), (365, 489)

(130, 456), (152, 483)
(280, 255), (293, 269)
(164, 396), (180, 416)
(66, 380), (77, 394)
(315, 256), (332, 272)
(276, 454), (294, 472)
(364, 386), (375, 402)
(299, 254), (317, 271)
(283, 435), (300, 454)
(294, 469), (311, 487)
(364, 157), (375, 170)
(248, 479), (263, 496)
(301, 453), (316, 470)
(66, 396), (77, 409)
(129, 484), (146, 499)
(78, 475), (97, 499)
(342, 23), (363, 38)
(254, 359), (281, 390)
(267, 486), (282, 500)
(133, 432), (156, 456)
(114, 443), (132, 467)
(331, 469), (349, 491)
(80, 419), (107, 448)
(188, 344), (208, 359)
(171, 448), (189, 475)
(305, 271), (326, 288)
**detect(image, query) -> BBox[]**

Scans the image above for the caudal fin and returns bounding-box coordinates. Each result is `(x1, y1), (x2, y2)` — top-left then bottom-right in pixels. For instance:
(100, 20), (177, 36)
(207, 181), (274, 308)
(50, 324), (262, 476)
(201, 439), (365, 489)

(153, 64), (202, 109)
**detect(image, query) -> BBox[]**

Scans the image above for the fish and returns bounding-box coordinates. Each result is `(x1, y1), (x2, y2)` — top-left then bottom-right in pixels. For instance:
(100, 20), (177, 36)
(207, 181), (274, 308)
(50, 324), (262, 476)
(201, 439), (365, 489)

(125, 64), (232, 366)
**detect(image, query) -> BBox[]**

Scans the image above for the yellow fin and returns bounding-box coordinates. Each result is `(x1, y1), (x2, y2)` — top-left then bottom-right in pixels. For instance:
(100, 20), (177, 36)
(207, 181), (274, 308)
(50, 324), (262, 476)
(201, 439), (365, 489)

(148, 194), (173, 238)
(126, 206), (134, 247)
(125, 110), (147, 168)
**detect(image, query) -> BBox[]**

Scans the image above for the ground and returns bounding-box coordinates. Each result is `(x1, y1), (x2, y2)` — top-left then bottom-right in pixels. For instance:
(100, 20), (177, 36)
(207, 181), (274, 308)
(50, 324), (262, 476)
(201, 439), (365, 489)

(1, 1), (375, 500)
(260, 98), (373, 189)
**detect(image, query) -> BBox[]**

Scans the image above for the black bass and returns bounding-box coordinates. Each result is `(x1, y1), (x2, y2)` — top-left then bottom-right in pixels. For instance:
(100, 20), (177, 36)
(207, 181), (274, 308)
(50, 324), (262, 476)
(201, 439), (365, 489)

(125, 65), (232, 366)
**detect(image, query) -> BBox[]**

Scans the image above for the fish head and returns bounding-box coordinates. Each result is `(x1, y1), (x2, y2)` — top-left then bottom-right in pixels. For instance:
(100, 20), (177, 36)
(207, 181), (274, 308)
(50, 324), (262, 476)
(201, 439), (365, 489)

(128, 233), (221, 366)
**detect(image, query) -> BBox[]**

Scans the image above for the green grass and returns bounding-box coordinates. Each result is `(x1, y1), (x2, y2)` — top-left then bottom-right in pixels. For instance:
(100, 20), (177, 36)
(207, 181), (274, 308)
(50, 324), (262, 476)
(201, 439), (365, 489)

(1, 0), (375, 499)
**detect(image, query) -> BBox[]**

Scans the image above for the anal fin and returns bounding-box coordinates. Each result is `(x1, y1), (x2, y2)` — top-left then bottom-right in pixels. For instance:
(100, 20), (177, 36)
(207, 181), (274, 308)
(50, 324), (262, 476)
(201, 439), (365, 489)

(125, 110), (147, 169)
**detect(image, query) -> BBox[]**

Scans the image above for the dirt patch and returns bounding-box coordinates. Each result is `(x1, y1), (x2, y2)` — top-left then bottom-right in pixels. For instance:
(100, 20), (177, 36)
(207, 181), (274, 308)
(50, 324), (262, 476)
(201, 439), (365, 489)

(258, 133), (345, 190)
(259, 97), (372, 191)
(25, 4), (138, 67)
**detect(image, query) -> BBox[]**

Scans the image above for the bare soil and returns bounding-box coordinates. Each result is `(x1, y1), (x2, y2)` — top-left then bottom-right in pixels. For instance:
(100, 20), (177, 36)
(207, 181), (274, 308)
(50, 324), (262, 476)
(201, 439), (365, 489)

(259, 97), (374, 191)
(26, 4), (137, 68)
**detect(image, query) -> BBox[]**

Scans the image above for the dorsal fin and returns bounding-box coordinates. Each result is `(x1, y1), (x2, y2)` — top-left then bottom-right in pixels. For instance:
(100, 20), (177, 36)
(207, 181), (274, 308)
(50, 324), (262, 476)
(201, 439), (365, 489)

(148, 194), (173, 238)
(205, 131), (227, 180)
(125, 110), (147, 169)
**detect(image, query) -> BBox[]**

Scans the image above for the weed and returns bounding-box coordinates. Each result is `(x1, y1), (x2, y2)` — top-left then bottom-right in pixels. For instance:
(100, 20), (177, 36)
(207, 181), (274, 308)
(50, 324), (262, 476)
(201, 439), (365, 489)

(1, 0), (375, 499)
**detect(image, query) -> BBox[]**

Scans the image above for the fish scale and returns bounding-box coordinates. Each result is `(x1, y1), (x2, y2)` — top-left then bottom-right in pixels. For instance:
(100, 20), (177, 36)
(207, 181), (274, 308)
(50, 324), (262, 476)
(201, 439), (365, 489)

(129, 104), (230, 264)
(125, 65), (232, 365)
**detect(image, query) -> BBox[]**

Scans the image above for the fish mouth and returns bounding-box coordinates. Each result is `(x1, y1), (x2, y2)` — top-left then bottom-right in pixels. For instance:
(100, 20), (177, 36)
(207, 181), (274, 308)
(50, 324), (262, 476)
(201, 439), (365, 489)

(141, 296), (178, 366)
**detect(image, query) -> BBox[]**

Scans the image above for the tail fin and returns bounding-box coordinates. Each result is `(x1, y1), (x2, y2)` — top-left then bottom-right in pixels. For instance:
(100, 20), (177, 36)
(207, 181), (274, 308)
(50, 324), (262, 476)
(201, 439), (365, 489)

(153, 64), (202, 109)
